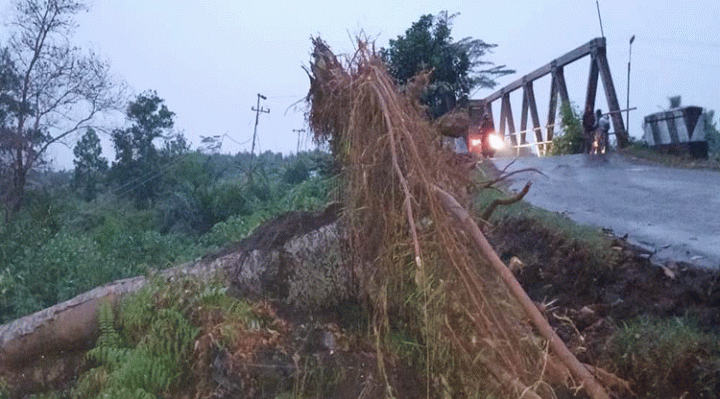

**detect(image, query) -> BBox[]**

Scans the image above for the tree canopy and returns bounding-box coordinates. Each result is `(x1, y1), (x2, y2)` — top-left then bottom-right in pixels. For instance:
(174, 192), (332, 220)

(110, 91), (186, 207)
(0, 0), (121, 220)
(381, 11), (513, 118)
(72, 127), (108, 201)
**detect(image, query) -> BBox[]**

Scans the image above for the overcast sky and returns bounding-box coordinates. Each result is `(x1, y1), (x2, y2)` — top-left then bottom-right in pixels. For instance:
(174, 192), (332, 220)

(2, 0), (719, 169)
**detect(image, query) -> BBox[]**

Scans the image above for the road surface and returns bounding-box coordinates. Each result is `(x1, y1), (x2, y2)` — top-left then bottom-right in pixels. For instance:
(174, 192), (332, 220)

(492, 153), (720, 268)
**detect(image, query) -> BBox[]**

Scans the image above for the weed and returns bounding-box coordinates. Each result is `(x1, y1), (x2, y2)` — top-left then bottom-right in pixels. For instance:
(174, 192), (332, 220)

(605, 315), (720, 398)
(551, 102), (585, 155)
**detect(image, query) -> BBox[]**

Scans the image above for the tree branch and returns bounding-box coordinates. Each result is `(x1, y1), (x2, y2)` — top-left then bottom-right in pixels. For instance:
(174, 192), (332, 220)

(481, 181), (532, 221)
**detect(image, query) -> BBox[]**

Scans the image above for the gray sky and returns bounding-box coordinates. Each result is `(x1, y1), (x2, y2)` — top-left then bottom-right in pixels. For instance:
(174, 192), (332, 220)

(2, 0), (719, 169)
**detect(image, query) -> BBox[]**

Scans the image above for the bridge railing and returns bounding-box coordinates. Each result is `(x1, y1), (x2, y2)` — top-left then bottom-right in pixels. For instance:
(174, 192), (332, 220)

(502, 124), (556, 156)
(469, 37), (629, 156)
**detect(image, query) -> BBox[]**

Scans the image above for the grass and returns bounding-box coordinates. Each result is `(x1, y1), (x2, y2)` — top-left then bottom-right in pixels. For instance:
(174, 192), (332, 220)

(620, 142), (720, 171)
(606, 315), (720, 398)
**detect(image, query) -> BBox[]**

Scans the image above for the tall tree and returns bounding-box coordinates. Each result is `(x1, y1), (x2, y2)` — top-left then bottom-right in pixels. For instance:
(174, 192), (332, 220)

(1, 48), (23, 212)
(110, 91), (182, 207)
(381, 11), (514, 118)
(0, 0), (121, 220)
(72, 127), (108, 201)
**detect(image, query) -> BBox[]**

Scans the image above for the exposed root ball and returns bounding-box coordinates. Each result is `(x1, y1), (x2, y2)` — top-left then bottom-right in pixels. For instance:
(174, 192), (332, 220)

(305, 37), (573, 398)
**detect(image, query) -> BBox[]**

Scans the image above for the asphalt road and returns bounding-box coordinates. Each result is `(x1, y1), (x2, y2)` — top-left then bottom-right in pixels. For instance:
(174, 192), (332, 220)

(492, 153), (720, 268)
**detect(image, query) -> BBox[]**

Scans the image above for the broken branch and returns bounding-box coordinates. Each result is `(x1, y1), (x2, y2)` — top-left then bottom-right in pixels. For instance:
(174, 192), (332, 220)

(481, 181), (532, 221)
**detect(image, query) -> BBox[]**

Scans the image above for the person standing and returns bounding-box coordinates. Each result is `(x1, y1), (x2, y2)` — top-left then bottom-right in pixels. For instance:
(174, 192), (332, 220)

(582, 106), (596, 154)
(479, 113), (496, 158)
(595, 109), (611, 154)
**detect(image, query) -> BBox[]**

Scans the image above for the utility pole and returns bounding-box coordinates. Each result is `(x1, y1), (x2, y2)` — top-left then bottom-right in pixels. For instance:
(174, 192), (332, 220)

(293, 129), (307, 153)
(627, 35), (635, 137)
(249, 93), (269, 178)
(595, 0), (605, 38)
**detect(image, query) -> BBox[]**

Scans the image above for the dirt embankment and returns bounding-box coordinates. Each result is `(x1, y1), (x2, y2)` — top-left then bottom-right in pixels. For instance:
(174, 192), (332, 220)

(488, 215), (720, 397)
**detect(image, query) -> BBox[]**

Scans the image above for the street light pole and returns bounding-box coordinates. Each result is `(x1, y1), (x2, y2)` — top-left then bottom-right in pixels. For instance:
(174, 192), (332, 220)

(627, 35), (635, 138)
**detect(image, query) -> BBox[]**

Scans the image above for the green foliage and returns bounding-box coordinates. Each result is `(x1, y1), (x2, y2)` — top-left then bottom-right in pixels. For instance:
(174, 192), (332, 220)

(608, 316), (720, 398)
(551, 102), (584, 155)
(109, 91), (188, 207)
(381, 11), (513, 118)
(74, 276), (261, 399)
(76, 283), (199, 399)
(0, 47), (21, 126)
(0, 0), (119, 219)
(284, 157), (310, 185)
(0, 149), (336, 323)
(704, 110), (720, 161)
(0, 192), (205, 322)
(72, 127), (109, 201)
(668, 95), (682, 109)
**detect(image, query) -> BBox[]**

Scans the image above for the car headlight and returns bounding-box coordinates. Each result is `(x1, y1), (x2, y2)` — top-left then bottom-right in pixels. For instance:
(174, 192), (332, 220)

(488, 134), (505, 150)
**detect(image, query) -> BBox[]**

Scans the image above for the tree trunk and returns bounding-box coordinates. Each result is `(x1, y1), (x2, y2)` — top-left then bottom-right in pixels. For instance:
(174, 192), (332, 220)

(0, 204), (347, 394)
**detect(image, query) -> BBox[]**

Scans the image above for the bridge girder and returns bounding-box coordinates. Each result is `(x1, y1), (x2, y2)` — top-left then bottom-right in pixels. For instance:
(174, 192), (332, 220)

(470, 37), (629, 154)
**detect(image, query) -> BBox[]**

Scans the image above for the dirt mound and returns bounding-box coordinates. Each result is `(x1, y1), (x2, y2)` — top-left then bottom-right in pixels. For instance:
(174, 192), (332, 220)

(490, 216), (720, 329)
(488, 215), (720, 397)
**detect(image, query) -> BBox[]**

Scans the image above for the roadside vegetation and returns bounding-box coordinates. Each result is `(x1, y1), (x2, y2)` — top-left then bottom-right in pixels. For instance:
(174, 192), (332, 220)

(0, 147), (336, 323)
(550, 102), (585, 156)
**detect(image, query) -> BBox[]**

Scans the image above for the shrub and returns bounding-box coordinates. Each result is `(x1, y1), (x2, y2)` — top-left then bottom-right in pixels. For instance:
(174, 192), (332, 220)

(551, 102), (585, 155)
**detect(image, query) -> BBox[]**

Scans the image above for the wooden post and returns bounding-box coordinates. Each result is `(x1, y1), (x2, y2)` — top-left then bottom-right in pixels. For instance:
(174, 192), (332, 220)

(596, 48), (629, 147)
(585, 51), (600, 116)
(526, 83), (543, 149)
(500, 93), (518, 146)
(485, 101), (495, 130)
(547, 71), (559, 148)
(555, 67), (570, 106)
(522, 81), (543, 147)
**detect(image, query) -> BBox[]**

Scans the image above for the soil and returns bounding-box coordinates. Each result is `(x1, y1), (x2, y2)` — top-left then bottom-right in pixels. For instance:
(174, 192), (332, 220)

(487, 214), (720, 398)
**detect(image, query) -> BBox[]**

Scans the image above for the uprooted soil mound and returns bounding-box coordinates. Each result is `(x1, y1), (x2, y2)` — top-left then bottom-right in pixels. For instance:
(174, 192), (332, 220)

(488, 214), (720, 397)
(490, 216), (720, 329)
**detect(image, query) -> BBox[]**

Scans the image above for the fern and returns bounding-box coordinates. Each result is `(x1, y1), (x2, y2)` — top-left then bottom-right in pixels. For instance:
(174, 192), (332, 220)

(74, 276), (265, 398)
(75, 279), (200, 398)
(196, 285), (228, 304)
(94, 301), (123, 349)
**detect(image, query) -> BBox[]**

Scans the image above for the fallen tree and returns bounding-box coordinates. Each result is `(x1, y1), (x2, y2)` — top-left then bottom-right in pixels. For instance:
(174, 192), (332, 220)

(0, 204), (348, 393)
(305, 37), (613, 398)
(1, 36), (625, 398)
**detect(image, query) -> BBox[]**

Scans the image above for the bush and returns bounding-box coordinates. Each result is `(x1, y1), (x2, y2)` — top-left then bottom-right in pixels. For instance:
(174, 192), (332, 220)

(551, 102), (585, 155)
(73, 277), (262, 399)
(0, 150), (337, 323)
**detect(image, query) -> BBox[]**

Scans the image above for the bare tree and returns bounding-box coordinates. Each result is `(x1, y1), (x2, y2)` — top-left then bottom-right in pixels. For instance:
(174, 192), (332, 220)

(0, 0), (122, 220)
